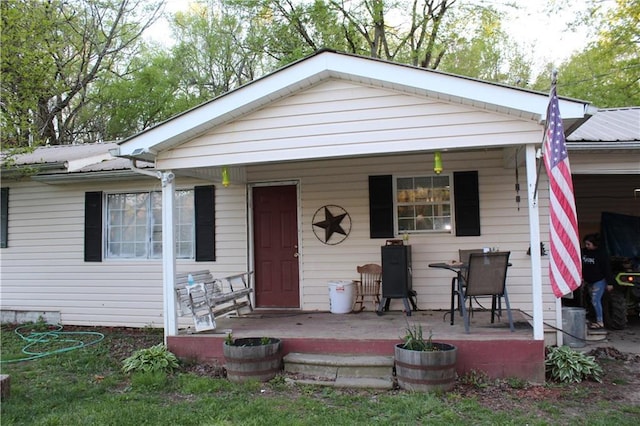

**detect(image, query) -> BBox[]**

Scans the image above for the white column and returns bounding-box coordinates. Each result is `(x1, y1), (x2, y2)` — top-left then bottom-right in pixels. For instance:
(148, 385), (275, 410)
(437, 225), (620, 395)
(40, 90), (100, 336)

(526, 144), (544, 340)
(161, 171), (177, 340)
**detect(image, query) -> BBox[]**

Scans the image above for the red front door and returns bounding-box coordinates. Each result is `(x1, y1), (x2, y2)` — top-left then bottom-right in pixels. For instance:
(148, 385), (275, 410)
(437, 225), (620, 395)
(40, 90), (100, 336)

(252, 185), (300, 308)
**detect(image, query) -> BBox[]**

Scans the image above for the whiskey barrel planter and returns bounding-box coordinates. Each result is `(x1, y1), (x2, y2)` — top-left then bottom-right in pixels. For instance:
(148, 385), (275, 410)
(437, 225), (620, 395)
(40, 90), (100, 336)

(223, 337), (282, 383)
(394, 342), (458, 392)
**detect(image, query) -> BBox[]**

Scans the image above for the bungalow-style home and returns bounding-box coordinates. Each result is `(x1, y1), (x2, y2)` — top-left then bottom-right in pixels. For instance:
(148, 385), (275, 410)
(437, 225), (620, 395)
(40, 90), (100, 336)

(2, 50), (638, 380)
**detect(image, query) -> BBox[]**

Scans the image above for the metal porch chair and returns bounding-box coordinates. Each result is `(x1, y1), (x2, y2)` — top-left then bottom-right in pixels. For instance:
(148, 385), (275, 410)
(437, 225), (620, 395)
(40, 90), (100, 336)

(449, 249), (484, 325)
(458, 251), (514, 333)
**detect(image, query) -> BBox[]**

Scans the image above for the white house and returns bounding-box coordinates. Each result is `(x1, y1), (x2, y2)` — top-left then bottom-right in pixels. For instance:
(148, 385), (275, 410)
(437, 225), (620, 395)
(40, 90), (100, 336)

(2, 50), (637, 346)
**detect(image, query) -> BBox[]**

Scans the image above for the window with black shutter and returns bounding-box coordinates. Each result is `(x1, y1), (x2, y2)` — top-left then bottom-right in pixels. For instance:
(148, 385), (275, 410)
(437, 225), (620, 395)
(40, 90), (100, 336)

(84, 191), (103, 261)
(195, 185), (215, 261)
(453, 171), (481, 236)
(368, 171), (480, 238)
(84, 186), (216, 261)
(369, 175), (394, 238)
(1, 187), (9, 248)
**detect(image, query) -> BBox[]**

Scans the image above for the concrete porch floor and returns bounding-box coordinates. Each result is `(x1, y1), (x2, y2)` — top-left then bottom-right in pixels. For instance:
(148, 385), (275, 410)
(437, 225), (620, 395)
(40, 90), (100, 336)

(167, 308), (546, 382)
(205, 308), (533, 341)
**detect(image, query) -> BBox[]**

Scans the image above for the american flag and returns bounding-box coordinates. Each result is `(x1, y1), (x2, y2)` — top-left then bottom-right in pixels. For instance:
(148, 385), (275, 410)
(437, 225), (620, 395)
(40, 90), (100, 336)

(543, 84), (582, 298)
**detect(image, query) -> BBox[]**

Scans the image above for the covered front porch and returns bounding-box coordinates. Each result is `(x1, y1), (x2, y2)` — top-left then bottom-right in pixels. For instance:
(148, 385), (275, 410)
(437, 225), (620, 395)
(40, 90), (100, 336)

(167, 309), (545, 383)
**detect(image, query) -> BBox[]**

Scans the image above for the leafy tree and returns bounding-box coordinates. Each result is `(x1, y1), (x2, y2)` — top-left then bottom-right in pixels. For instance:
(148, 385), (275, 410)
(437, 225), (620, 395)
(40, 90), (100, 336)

(436, 4), (532, 86)
(534, 0), (639, 106)
(170, 1), (265, 99)
(97, 0), (283, 140)
(92, 48), (195, 140)
(98, 0), (534, 138)
(1, 1), (57, 147)
(1, 0), (162, 147)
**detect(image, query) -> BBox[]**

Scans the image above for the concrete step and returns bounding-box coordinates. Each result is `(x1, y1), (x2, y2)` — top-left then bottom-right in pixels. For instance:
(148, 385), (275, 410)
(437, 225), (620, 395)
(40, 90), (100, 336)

(283, 353), (395, 389)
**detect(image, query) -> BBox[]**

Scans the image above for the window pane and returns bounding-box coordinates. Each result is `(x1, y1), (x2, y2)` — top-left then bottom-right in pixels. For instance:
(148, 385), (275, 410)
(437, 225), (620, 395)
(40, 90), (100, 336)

(395, 174), (451, 233)
(398, 218), (414, 231)
(151, 192), (162, 259)
(107, 193), (149, 258)
(414, 177), (430, 202)
(397, 178), (414, 203)
(106, 190), (195, 260)
(175, 190), (194, 259)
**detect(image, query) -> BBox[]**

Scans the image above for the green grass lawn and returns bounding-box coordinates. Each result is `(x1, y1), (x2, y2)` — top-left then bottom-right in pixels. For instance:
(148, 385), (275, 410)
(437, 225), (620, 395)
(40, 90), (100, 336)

(1, 323), (638, 425)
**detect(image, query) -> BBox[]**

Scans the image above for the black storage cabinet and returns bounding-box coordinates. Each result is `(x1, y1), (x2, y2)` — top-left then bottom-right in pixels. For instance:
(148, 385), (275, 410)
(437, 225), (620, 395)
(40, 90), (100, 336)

(381, 244), (412, 297)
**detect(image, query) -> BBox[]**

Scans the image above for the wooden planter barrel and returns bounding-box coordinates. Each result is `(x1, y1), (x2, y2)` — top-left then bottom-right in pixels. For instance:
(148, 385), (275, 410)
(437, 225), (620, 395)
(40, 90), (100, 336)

(394, 342), (458, 392)
(223, 337), (282, 383)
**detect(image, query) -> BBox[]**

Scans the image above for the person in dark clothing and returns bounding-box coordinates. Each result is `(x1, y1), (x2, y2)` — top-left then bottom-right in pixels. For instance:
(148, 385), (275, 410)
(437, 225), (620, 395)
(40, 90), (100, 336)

(581, 233), (614, 329)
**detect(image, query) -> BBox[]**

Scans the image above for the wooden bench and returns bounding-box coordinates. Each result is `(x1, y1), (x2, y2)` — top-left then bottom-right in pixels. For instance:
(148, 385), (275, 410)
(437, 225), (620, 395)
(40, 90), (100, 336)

(175, 270), (253, 332)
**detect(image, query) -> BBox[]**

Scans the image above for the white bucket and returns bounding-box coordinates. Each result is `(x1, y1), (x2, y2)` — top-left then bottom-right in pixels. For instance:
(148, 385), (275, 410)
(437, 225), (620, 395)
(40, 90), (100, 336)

(328, 280), (354, 314)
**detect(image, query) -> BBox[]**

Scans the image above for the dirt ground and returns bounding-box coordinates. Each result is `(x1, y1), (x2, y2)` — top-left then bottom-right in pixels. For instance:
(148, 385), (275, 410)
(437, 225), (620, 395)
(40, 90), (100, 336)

(104, 317), (640, 415)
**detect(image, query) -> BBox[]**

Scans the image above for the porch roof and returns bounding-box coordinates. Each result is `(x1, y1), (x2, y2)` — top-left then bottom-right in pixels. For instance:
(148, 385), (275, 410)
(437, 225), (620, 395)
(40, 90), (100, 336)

(567, 107), (640, 150)
(116, 49), (595, 163)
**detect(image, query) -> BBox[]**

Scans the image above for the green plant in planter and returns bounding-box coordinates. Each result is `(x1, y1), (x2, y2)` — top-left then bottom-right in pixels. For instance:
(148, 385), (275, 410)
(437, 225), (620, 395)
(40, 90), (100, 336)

(222, 336), (283, 383)
(224, 335), (278, 346)
(400, 323), (439, 351)
(395, 322), (457, 392)
(225, 332), (234, 345)
(122, 343), (180, 374)
(545, 345), (603, 383)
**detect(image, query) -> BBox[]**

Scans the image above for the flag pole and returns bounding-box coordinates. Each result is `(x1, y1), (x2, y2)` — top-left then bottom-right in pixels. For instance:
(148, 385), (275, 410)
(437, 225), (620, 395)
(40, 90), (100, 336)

(542, 70), (582, 299)
(532, 70), (558, 202)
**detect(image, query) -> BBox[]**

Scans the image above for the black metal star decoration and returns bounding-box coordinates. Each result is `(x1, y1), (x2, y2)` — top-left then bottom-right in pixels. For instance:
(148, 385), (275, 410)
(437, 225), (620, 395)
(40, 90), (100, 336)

(312, 205), (351, 245)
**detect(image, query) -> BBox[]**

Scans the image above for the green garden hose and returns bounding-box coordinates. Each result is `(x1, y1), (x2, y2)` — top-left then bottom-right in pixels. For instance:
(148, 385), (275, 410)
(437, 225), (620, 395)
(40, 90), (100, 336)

(1, 324), (105, 363)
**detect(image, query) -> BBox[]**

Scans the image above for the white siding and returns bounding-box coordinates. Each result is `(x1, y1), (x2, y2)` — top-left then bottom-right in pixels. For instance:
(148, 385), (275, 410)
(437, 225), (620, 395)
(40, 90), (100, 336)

(570, 152), (640, 175)
(10, 77), (603, 330)
(1, 177), (248, 328)
(2, 149), (563, 329)
(246, 150), (558, 322)
(157, 80), (542, 169)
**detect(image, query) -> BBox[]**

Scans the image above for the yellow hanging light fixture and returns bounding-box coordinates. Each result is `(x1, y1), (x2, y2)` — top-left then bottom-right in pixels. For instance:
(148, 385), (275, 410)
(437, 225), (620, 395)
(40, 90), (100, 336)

(433, 151), (443, 174)
(221, 166), (230, 187)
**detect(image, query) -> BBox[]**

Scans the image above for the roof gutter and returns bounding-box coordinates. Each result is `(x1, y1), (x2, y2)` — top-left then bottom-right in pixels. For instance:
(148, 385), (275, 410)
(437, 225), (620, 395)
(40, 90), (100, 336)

(567, 141), (640, 150)
(128, 159), (175, 187)
(130, 158), (162, 179)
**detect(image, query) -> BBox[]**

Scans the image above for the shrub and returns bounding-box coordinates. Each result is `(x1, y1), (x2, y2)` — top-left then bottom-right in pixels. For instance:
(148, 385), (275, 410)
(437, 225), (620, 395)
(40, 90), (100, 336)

(122, 344), (180, 374)
(460, 369), (489, 388)
(545, 346), (603, 383)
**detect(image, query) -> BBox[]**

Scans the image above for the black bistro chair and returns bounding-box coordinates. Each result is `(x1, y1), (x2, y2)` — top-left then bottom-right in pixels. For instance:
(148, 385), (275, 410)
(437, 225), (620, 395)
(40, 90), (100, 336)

(458, 251), (514, 333)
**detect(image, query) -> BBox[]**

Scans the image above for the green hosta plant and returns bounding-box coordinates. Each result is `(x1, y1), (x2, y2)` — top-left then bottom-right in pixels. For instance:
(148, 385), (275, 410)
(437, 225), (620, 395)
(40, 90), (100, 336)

(122, 344), (180, 374)
(545, 346), (603, 383)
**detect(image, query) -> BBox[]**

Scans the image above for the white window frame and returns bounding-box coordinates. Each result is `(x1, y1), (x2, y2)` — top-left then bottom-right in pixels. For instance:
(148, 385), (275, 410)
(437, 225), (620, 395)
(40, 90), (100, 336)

(394, 174), (452, 234)
(105, 189), (195, 260)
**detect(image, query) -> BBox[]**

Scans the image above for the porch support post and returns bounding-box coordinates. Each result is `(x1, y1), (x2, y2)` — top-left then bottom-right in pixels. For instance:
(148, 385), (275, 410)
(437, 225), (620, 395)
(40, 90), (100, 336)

(525, 144), (544, 340)
(161, 171), (178, 341)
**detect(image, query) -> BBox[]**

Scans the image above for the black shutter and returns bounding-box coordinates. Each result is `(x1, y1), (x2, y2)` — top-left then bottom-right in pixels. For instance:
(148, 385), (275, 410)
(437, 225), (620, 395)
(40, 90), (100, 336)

(84, 191), (103, 261)
(454, 171), (481, 236)
(195, 185), (215, 261)
(369, 175), (394, 238)
(1, 188), (8, 248)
